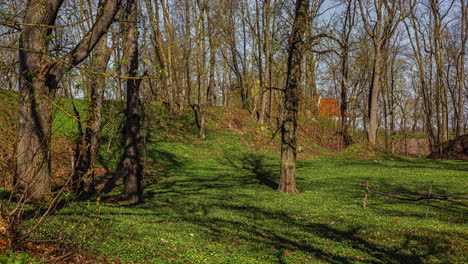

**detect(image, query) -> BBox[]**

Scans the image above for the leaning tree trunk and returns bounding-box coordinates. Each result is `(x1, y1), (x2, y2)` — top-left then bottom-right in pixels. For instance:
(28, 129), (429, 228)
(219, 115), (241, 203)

(73, 35), (113, 196)
(279, 0), (309, 194)
(122, 0), (143, 203)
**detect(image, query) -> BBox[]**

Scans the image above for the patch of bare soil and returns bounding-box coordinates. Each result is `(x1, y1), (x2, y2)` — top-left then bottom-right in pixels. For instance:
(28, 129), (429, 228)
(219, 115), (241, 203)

(428, 134), (468, 161)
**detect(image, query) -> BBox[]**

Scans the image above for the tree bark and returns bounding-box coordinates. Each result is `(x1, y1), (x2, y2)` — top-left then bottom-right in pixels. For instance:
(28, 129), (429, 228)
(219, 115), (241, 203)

(358, 0), (414, 145)
(196, 0), (208, 139)
(207, 3), (218, 106)
(122, 0), (143, 203)
(367, 46), (382, 145)
(261, 0), (272, 123)
(456, 0), (466, 136)
(339, 0), (356, 147)
(279, 0), (309, 194)
(15, 0), (120, 201)
(73, 34), (113, 196)
(430, 0), (449, 142)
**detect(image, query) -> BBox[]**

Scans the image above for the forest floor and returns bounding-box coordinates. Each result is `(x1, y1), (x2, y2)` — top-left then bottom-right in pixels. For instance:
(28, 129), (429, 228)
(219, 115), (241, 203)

(0, 90), (467, 263)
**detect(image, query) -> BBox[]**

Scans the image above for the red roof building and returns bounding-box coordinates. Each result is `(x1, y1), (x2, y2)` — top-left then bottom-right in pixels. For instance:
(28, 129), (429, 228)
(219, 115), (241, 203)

(317, 98), (341, 117)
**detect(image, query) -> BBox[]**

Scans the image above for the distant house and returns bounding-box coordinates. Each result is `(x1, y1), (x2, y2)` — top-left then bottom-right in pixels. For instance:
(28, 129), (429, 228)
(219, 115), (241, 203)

(317, 97), (341, 117)
(308, 95), (348, 123)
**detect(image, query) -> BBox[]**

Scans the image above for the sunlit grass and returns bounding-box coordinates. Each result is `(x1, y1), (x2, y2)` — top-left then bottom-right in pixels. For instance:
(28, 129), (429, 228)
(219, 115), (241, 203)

(37, 129), (467, 263)
(0, 89), (464, 263)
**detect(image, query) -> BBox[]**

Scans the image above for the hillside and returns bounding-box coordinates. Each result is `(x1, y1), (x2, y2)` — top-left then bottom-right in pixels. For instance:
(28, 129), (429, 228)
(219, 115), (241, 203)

(0, 90), (467, 263)
(0, 89), (335, 188)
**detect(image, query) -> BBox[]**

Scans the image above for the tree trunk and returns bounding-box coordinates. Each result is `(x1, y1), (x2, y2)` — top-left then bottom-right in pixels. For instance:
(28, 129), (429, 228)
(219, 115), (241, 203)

(279, 0), (309, 194)
(73, 35), (113, 196)
(456, 0), (466, 136)
(122, 0), (143, 203)
(16, 78), (55, 201)
(207, 4), (217, 106)
(339, 0), (355, 147)
(196, 1), (207, 139)
(430, 0), (449, 142)
(15, 0), (119, 201)
(262, 0), (272, 122)
(367, 46), (382, 145)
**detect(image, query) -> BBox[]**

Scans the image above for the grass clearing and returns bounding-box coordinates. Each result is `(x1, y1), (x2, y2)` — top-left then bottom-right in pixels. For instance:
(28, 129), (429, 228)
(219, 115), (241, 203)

(36, 130), (467, 263)
(0, 90), (466, 263)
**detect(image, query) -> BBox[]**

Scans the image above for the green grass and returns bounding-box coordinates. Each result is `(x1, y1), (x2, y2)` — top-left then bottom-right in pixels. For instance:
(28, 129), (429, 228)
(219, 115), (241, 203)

(0, 250), (42, 264)
(0, 89), (466, 263)
(35, 129), (467, 263)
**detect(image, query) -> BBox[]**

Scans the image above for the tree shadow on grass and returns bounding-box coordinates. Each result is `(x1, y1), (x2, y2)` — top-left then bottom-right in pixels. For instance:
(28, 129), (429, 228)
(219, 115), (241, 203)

(58, 152), (464, 263)
(217, 151), (279, 190)
(126, 199), (437, 263)
(186, 203), (456, 263)
(93, 141), (188, 196)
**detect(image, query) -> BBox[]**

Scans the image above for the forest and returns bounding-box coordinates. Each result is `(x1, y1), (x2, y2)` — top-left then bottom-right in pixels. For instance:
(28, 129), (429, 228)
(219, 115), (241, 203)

(0, 0), (467, 263)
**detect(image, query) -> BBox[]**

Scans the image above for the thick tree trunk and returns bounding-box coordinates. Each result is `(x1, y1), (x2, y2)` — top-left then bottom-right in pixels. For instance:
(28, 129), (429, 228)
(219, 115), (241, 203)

(183, 0), (192, 106)
(122, 0), (143, 203)
(73, 35), (112, 196)
(366, 47), (382, 145)
(15, 0), (62, 201)
(279, 0), (309, 194)
(16, 79), (55, 201)
(15, 0), (120, 201)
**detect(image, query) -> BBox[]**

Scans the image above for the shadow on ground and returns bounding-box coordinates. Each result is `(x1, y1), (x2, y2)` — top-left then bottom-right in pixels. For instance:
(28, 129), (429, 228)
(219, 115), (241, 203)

(88, 145), (465, 263)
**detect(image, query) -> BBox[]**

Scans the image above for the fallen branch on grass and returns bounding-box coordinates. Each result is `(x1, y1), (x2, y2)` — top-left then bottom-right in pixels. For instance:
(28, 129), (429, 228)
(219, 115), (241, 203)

(357, 183), (468, 218)
(357, 183), (468, 201)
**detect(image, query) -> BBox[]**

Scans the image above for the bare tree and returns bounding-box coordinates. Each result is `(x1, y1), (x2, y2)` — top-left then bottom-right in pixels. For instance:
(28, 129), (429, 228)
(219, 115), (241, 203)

(15, 0), (121, 201)
(73, 33), (113, 196)
(358, 0), (415, 145)
(336, 0), (357, 147)
(121, 0), (144, 203)
(279, 0), (309, 194)
(429, 0), (453, 143)
(455, 0), (467, 136)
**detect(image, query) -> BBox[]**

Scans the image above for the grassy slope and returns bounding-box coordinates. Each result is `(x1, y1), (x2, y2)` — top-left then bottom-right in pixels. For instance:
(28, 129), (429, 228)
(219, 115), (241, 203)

(0, 90), (466, 263)
(43, 111), (467, 263)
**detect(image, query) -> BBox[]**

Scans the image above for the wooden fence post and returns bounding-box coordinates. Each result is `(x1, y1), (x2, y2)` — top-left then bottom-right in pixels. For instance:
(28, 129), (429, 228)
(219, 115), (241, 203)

(425, 184), (432, 218)
(363, 181), (369, 208)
